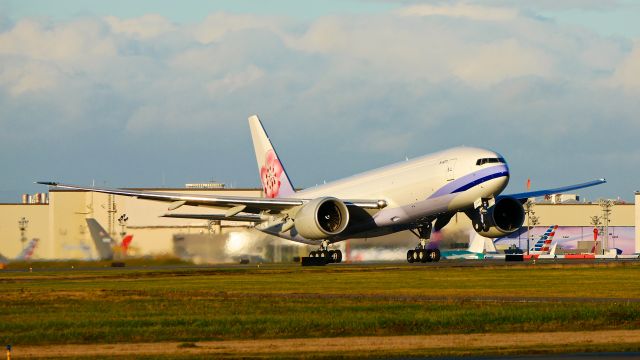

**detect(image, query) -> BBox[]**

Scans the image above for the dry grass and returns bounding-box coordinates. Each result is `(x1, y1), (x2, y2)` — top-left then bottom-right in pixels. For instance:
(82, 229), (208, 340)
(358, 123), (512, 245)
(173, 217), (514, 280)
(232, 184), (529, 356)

(1, 261), (640, 358)
(13, 330), (640, 358)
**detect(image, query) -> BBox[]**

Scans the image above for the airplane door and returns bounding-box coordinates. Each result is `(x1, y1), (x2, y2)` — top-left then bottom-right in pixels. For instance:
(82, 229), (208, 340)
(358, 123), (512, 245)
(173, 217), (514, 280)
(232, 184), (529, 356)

(441, 158), (457, 181)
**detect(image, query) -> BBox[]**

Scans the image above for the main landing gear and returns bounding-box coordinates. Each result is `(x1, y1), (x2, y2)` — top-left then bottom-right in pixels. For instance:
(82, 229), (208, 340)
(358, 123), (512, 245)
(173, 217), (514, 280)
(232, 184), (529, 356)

(407, 222), (441, 263)
(308, 240), (343, 263)
(406, 248), (440, 263)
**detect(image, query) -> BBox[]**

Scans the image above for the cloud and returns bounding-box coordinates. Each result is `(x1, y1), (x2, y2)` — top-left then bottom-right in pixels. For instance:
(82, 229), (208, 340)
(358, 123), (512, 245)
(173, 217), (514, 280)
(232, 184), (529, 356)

(396, 4), (518, 21)
(105, 14), (176, 39)
(190, 12), (283, 45)
(0, 18), (116, 62)
(451, 39), (553, 86)
(499, 0), (621, 11)
(0, 59), (62, 95)
(0, 4), (638, 201)
(612, 41), (640, 89)
(206, 65), (265, 95)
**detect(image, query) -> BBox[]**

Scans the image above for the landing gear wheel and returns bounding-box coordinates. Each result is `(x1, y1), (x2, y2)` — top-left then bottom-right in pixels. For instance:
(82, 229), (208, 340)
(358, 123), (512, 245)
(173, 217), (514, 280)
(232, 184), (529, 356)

(309, 251), (316, 258)
(335, 250), (343, 263)
(418, 249), (427, 263)
(430, 248), (441, 262)
(320, 250), (330, 259)
(425, 249), (434, 263)
(407, 250), (415, 263)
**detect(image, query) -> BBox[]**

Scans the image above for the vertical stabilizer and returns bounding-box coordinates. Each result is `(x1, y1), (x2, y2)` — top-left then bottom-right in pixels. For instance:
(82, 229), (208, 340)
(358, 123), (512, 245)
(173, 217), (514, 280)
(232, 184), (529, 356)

(86, 218), (115, 260)
(16, 238), (39, 260)
(468, 233), (486, 254)
(248, 115), (295, 198)
(531, 225), (558, 254)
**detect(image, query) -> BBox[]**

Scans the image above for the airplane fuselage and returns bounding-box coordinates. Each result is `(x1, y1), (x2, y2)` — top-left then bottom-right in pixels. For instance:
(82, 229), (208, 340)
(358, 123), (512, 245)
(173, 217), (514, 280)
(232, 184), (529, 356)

(257, 147), (510, 244)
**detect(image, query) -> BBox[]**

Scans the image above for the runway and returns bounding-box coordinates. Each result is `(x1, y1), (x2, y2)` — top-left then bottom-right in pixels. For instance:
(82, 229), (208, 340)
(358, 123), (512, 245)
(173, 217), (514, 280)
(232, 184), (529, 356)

(4, 257), (639, 273)
(417, 353), (640, 360)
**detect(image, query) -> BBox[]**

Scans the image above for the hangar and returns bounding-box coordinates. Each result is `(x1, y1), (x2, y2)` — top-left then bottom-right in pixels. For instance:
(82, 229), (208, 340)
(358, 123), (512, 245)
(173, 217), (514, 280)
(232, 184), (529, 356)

(0, 186), (637, 261)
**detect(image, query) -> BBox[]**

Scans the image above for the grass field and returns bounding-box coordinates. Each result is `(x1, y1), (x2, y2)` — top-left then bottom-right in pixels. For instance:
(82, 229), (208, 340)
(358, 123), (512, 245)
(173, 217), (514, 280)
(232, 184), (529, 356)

(1, 261), (640, 358)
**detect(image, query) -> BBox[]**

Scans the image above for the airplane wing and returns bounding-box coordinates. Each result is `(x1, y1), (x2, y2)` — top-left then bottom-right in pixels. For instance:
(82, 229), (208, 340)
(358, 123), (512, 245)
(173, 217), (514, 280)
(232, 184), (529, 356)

(162, 213), (265, 222)
(37, 182), (387, 214)
(499, 178), (606, 201)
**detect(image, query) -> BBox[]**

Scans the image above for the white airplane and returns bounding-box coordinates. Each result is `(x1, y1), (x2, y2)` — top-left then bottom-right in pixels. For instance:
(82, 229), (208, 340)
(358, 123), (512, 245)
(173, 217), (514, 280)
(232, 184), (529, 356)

(39, 115), (605, 264)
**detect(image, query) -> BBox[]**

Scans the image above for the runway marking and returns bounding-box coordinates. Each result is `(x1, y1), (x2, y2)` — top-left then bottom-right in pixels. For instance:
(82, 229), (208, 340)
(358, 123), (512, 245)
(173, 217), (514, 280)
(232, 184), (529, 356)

(13, 330), (640, 358)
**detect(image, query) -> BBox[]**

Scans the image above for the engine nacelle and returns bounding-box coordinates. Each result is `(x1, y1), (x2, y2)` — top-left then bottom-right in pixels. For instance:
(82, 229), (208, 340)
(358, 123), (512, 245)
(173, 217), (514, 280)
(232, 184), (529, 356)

(466, 197), (525, 238)
(294, 197), (350, 240)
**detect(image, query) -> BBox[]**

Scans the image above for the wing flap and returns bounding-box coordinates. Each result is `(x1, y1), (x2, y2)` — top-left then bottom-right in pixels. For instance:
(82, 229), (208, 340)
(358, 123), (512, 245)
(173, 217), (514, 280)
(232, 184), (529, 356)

(162, 213), (265, 222)
(38, 182), (302, 213)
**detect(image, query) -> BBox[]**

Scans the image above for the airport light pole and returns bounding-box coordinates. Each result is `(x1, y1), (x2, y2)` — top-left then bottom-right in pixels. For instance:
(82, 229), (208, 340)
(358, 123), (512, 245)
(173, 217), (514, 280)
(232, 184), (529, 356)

(118, 214), (129, 240)
(18, 217), (29, 250)
(597, 199), (613, 254)
(524, 200), (538, 255)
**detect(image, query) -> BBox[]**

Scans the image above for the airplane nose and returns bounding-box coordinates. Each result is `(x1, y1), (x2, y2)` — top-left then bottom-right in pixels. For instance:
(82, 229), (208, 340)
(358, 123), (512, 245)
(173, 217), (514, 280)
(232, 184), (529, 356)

(498, 168), (510, 193)
(501, 172), (509, 188)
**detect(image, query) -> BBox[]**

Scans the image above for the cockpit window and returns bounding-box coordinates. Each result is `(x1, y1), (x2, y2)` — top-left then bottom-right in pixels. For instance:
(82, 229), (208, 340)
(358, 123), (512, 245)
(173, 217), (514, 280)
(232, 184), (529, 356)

(476, 157), (505, 166)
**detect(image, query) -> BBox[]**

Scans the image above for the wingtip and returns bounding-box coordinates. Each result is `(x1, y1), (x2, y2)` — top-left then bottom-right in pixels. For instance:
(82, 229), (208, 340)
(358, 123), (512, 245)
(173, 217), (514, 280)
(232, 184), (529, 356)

(36, 181), (58, 186)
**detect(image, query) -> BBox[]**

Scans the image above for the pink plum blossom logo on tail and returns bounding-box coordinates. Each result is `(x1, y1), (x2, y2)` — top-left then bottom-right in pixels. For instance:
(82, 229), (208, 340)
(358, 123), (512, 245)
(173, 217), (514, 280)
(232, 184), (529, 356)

(260, 150), (284, 198)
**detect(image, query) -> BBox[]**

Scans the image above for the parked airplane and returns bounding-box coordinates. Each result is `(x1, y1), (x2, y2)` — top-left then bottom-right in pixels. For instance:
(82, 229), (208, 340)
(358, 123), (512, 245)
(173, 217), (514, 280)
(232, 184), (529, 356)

(39, 115), (605, 264)
(1, 238), (39, 262)
(440, 234), (486, 260)
(0, 239), (39, 268)
(17, 238), (39, 261)
(528, 225), (558, 255)
(86, 218), (134, 261)
(446, 225), (560, 260)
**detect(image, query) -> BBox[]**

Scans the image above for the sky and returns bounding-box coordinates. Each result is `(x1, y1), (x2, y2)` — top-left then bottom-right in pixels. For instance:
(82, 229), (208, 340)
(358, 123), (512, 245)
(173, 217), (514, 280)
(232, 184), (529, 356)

(0, 0), (639, 203)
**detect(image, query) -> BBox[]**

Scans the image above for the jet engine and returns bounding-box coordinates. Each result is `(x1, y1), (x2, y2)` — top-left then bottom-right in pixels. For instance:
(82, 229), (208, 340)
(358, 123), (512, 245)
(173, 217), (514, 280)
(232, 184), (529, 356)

(465, 197), (525, 238)
(294, 197), (350, 239)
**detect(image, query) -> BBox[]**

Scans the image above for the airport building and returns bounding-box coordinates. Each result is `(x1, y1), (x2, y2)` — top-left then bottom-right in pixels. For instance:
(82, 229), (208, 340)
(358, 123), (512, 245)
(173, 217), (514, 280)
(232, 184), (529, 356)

(0, 186), (638, 261)
(637, 191), (640, 250)
(0, 185), (268, 260)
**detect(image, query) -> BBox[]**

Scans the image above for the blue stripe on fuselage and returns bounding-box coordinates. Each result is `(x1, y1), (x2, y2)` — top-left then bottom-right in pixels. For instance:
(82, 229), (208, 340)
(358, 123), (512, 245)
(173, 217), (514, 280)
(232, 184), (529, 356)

(429, 165), (508, 199)
(450, 170), (509, 194)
